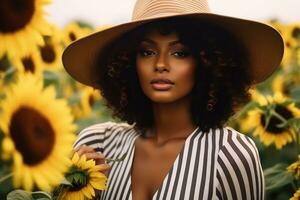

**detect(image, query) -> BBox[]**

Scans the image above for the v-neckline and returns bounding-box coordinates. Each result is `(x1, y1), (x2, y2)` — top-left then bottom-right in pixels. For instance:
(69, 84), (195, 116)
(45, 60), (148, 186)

(128, 126), (200, 200)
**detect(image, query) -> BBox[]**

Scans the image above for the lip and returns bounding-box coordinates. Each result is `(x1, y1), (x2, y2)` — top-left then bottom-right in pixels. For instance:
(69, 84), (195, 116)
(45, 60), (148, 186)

(150, 78), (174, 91)
(150, 78), (174, 84)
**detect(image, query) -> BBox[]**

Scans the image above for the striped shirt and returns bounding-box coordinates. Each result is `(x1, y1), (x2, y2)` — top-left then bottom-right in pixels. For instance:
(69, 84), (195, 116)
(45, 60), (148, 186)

(74, 121), (265, 200)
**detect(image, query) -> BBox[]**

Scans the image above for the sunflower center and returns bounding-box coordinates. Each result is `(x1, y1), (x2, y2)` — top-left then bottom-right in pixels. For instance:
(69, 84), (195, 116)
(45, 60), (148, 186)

(88, 95), (95, 107)
(0, 0), (35, 33)
(292, 27), (300, 39)
(260, 105), (293, 134)
(40, 43), (56, 64)
(69, 32), (77, 41)
(21, 57), (36, 73)
(9, 106), (55, 165)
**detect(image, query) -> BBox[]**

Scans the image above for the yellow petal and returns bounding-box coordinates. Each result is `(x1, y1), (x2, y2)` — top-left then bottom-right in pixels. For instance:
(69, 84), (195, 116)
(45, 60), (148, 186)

(32, 170), (51, 192)
(23, 168), (33, 191)
(82, 186), (93, 199)
(72, 152), (80, 164)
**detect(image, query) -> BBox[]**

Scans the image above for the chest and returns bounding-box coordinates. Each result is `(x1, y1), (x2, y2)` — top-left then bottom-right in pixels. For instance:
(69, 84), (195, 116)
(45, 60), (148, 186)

(130, 138), (185, 200)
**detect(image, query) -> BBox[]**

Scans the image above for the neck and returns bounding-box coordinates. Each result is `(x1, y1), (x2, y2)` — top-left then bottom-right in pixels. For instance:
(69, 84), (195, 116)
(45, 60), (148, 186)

(149, 97), (197, 144)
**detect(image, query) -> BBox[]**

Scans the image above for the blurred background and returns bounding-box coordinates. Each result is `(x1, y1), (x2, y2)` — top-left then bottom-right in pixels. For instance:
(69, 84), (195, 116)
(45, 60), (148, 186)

(45, 0), (300, 27)
(1, 0), (300, 199)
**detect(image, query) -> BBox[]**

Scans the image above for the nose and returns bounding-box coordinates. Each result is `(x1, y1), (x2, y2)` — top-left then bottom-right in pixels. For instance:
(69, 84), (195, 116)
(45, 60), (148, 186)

(155, 52), (169, 72)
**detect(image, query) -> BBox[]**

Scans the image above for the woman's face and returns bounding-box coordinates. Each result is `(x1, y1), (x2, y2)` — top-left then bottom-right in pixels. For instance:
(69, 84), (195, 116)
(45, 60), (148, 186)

(136, 29), (196, 104)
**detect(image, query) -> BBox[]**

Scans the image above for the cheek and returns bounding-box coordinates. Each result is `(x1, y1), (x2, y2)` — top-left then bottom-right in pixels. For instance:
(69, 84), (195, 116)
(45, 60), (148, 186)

(136, 59), (151, 86)
(175, 62), (196, 85)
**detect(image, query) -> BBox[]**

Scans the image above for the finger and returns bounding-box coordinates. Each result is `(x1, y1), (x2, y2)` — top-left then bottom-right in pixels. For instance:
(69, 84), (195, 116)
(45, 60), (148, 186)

(75, 146), (107, 165)
(74, 144), (90, 152)
(85, 152), (106, 164)
(76, 145), (96, 156)
(96, 164), (111, 176)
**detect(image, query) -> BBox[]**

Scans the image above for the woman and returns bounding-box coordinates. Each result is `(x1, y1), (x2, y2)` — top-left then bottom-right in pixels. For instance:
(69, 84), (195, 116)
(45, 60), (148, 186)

(63, 0), (284, 199)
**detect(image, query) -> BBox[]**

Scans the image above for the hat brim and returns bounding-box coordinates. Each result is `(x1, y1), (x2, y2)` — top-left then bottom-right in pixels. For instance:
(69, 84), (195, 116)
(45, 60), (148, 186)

(62, 12), (284, 88)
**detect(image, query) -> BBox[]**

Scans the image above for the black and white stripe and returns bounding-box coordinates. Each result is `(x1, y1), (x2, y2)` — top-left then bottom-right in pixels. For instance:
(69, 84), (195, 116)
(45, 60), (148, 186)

(74, 122), (265, 200)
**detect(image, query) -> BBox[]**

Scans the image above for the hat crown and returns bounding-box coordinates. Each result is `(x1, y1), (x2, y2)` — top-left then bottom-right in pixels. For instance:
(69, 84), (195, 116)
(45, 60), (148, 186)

(132, 0), (210, 21)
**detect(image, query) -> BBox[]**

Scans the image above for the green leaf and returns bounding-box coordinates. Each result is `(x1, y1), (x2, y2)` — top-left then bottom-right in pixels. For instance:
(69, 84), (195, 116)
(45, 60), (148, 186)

(6, 189), (32, 200)
(36, 198), (52, 200)
(65, 168), (88, 187)
(264, 163), (294, 191)
(0, 54), (11, 72)
(43, 70), (59, 82)
(59, 178), (72, 186)
(286, 118), (300, 128)
(31, 191), (52, 200)
(290, 85), (300, 100)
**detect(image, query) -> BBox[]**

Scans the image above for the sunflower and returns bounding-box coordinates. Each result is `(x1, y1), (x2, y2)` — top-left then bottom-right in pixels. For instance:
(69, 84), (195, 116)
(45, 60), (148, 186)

(0, 73), (76, 191)
(271, 72), (300, 99)
(280, 23), (299, 68)
(271, 74), (295, 97)
(67, 85), (102, 120)
(290, 188), (300, 200)
(79, 86), (102, 117)
(287, 155), (300, 179)
(10, 48), (43, 75)
(37, 25), (64, 71)
(241, 92), (300, 149)
(0, 0), (52, 59)
(38, 35), (64, 71)
(289, 23), (300, 41)
(62, 22), (93, 46)
(63, 152), (107, 200)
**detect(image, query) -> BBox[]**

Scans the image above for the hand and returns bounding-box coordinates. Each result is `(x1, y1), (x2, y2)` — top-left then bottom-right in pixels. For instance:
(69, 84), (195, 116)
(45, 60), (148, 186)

(74, 144), (110, 176)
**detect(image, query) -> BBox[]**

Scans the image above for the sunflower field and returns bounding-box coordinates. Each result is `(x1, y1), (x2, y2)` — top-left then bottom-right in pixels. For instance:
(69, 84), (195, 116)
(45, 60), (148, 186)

(0, 1), (300, 200)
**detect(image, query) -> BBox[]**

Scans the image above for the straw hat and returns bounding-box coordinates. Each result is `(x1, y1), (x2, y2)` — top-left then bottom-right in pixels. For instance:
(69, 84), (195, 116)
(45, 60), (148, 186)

(62, 0), (284, 88)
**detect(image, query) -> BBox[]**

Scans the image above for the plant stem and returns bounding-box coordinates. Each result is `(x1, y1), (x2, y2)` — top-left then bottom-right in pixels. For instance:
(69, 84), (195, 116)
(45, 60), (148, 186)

(292, 181), (297, 191)
(53, 185), (66, 200)
(0, 172), (13, 185)
(271, 110), (288, 125)
(291, 180), (298, 191)
(106, 153), (127, 163)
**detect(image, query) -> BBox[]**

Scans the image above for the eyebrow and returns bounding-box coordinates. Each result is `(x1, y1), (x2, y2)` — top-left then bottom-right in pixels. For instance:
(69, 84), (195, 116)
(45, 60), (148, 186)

(140, 38), (182, 46)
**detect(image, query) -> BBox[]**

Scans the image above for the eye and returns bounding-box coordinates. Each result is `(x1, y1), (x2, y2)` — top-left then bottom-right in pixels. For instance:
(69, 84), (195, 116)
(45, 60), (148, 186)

(138, 49), (156, 57)
(172, 50), (191, 58)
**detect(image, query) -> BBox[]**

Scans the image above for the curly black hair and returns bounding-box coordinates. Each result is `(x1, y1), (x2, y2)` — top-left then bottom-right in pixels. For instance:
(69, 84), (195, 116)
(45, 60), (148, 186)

(94, 17), (252, 133)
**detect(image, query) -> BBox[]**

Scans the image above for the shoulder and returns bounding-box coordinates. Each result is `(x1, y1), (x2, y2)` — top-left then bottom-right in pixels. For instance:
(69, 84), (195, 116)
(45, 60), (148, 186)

(204, 127), (257, 153)
(215, 127), (265, 200)
(214, 127), (258, 152)
(73, 121), (135, 151)
(217, 126), (261, 166)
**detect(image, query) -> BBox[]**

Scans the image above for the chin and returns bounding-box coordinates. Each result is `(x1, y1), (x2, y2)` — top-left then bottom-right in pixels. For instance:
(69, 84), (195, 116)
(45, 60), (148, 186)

(151, 98), (176, 103)
(147, 93), (187, 104)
